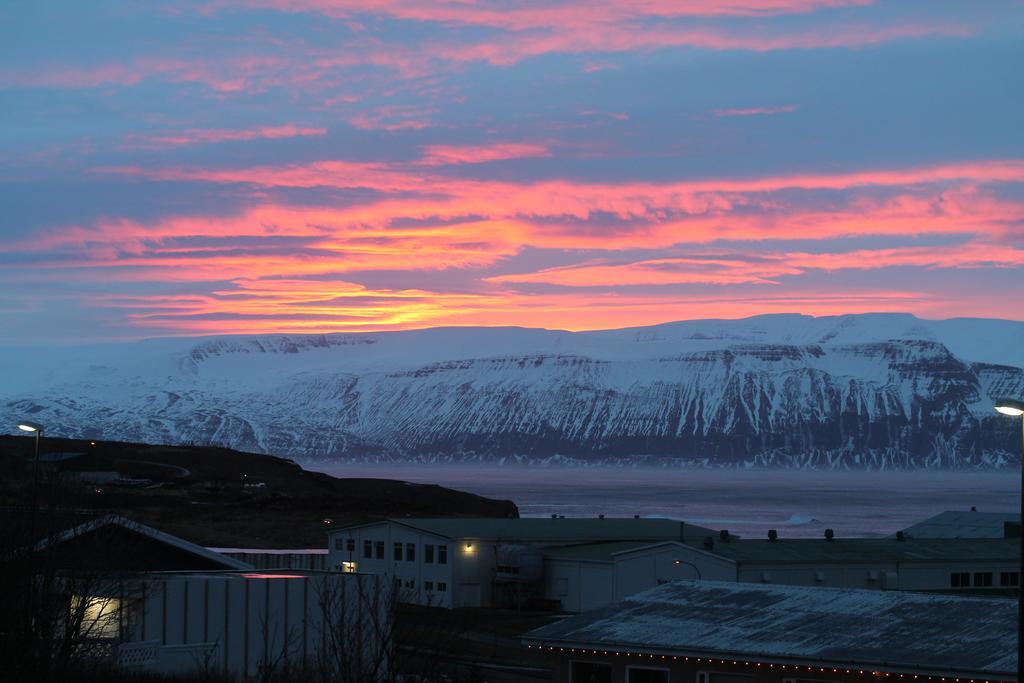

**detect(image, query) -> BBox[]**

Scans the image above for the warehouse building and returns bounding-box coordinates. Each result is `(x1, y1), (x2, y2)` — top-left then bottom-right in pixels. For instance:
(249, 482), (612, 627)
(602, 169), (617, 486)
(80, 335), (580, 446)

(326, 517), (717, 609)
(612, 533), (1020, 600)
(523, 580), (1016, 683)
(897, 508), (1019, 539)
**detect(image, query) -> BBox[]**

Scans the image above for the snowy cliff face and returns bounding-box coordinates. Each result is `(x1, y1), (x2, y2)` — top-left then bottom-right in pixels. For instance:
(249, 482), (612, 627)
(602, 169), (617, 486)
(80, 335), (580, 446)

(2, 314), (1023, 468)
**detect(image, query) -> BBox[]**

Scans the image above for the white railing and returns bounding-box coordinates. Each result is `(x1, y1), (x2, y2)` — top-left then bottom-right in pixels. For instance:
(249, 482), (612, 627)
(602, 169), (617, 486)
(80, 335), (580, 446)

(115, 639), (159, 669)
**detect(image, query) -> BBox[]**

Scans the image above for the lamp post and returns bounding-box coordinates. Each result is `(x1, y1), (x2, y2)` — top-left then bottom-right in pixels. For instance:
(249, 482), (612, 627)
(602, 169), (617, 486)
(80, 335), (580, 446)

(17, 421), (44, 488)
(994, 398), (1024, 681)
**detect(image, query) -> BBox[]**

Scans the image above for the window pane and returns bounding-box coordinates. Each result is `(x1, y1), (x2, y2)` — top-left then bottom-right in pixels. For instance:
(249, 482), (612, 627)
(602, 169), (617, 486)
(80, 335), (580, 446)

(571, 662), (612, 683)
(628, 668), (668, 683)
(394, 542), (402, 561)
(363, 540), (372, 559)
(425, 544), (434, 563)
(375, 541), (384, 559)
(438, 545), (448, 564)
(406, 543), (416, 562)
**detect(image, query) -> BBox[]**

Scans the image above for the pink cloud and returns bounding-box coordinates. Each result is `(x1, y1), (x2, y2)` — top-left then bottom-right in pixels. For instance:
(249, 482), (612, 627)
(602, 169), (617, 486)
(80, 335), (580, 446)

(417, 143), (551, 166)
(124, 124), (326, 149)
(715, 105), (798, 117)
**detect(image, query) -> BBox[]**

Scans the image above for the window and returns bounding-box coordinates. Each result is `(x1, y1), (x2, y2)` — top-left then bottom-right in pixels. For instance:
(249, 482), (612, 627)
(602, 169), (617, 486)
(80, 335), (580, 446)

(404, 579), (415, 589)
(375, 541), (384, 559)
(697, 673), (754, 683)
(555, 577), (569, 596)
(341, 561), (357, 573)
(346, 538), (355, 552)
(950, 572), (970, 588)
(335, 538), (344, 550)
(1001, 571), (1020, 587)
(406, 543), (416, 562)
(424, 581), (434, 591)
(425, 544), (434, 563)
(394, 542), (402, 561)
(438, 544), (448, 564)
(437, 582), (447, 592)
(627, 668), (668, 683)
(363, 540), (372, 559)
(570, 661), (612, 683)
(974, 572), (993, 587)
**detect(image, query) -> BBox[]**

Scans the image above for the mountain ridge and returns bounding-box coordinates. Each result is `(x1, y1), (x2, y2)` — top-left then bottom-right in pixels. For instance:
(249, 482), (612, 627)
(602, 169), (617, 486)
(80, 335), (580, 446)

(2, 313), (1022, 469)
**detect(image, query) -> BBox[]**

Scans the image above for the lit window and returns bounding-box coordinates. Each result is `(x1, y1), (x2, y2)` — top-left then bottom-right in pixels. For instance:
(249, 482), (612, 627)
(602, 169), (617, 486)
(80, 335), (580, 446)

(74, 595), (121, 639)
(341, 561), (358, 573)
(438, 544), (447, 565)
(425, 544), (434, 563)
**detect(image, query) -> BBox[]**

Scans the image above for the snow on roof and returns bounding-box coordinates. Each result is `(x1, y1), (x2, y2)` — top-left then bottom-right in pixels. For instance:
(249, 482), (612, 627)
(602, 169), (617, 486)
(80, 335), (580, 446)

(524, 580), (1017, 676)
(900, 510), (1019, 539)
(332, 517), (716, 543)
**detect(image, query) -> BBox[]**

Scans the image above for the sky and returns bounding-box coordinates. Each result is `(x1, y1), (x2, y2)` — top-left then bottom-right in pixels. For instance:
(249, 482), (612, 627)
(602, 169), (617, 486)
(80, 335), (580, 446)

(2, 1), (1023, 343)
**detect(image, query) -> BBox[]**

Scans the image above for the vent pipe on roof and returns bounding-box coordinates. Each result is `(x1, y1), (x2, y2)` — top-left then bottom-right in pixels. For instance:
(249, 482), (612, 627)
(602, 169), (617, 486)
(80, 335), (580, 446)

(719, 529), (730, 543)
(598, 514), (604, 520)
(767, 529), (778, 542)
(703, 536), (714, 550)
(896, 530), (905, 541)
(824, 528), (834, 541)
(634, 514), (640, 519)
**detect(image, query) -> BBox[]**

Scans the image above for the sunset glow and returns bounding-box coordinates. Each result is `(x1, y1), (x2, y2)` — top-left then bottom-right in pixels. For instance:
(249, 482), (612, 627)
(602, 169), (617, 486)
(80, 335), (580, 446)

(2, 1), (1022, 342)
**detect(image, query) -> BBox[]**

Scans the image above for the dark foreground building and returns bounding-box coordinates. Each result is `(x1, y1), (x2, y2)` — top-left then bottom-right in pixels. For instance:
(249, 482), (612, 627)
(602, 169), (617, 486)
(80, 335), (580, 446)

(523, 580), (1016, 683)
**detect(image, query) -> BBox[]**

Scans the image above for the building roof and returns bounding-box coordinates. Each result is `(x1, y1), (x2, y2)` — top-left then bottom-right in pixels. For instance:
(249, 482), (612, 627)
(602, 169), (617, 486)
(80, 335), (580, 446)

(542, 541), (653, 563)
(38, 514), (252, 571)
(618, 537), (1019, 564)
(524, 580), (1016, 677)
(333, 517), (717, 543)
(900, 510), (1019, 539)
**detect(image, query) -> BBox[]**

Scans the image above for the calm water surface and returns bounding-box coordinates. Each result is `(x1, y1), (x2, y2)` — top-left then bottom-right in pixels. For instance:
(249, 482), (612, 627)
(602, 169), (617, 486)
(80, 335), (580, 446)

(308, 464), (1019, 539)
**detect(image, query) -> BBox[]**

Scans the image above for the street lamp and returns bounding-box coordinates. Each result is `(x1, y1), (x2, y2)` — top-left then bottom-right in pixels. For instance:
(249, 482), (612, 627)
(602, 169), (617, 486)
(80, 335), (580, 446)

(994, 398), (1024, 681)
(17, 421), (44, 483)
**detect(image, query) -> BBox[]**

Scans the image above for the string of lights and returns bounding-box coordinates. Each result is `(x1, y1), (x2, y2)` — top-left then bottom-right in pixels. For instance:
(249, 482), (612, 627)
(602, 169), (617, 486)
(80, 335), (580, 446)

(524, 644), (1012, 683)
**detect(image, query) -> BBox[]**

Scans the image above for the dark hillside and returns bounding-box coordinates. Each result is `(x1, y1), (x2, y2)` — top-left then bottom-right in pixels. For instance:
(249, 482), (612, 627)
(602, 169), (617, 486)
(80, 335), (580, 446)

(0, 435), (518, 548)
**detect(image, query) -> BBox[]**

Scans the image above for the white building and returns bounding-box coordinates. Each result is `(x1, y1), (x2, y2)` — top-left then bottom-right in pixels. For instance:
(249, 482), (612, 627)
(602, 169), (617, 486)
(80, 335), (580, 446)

(110, 569), (390, 680)
(28, 514), (391, 681)
(326, 517), (716, 609)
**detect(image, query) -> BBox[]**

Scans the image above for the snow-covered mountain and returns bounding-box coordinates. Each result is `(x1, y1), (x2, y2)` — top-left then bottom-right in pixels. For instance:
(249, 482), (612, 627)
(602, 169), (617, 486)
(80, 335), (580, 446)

(2, 313), (1023, 469)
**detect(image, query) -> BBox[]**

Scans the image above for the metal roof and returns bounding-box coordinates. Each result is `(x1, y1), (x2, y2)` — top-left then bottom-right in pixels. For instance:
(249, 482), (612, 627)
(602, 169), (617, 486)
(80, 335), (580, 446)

(618, 537), (1019, 564)
(524, 580), (1017, 676)
(542, 541), (653, 563)
(333, 517), (717, 543)
(900, 510), (1019, 539)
